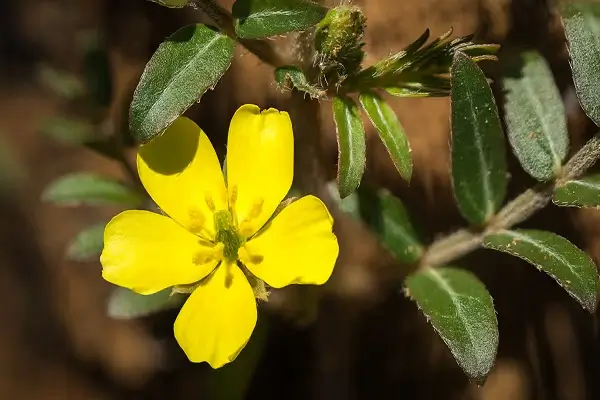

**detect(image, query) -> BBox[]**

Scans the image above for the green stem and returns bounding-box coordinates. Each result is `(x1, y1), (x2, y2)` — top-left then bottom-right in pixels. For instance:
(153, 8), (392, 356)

(420, 132), (600, 268)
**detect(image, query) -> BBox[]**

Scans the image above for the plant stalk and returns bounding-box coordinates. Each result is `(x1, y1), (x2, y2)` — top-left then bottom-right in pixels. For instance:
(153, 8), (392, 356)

(420, 132), (600, 268)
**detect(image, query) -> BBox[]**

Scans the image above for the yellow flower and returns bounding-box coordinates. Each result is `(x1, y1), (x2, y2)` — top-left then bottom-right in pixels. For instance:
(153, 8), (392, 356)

(100, 104), (339, 368)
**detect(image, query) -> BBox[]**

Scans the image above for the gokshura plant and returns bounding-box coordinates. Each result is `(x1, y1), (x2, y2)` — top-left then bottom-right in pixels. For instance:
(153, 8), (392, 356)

(41, 0), (600, 386)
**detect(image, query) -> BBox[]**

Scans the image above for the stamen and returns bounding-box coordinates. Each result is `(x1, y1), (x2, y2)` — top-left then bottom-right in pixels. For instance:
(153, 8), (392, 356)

(205, 194), (216, 212)
(192, 243), (223, 265)
(239, 246), (264, 265)
(188, 207), (206, 234)
(229, 185), (238, 207)
(238, 198), (265, 237)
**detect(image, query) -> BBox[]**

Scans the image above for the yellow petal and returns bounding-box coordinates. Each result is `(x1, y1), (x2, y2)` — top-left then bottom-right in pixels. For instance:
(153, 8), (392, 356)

(226, 104), (293, 236)
(242, 195), (339, 288)
(101, 210), (217, 295)
(174, 263), (257, 368)
(137, 117), (226, 239)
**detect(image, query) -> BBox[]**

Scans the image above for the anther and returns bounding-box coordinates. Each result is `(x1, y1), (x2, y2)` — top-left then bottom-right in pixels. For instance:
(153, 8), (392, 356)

(205, 195), (216, 212)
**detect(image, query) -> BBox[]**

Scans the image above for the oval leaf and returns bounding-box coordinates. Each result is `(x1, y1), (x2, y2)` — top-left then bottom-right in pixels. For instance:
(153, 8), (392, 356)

(483, 229), (599, 312)
(233, 0), (327, 39)
(108, 287), (186, 320)
(359, 91), (412, 181)
(358, 188), (423, 263)
(405, 267), (498, 383)
(42, 173), (143, 207)
(561, 4), (600, 126)
(67, 222), (106, 262)
(554, 174), (600, 208)
(130, 24), (235, 142)
(332, 96), (366, 198)
(503, 51), (568, 181)
(451, 51), (507, 225)
(83, 44), (113, 107)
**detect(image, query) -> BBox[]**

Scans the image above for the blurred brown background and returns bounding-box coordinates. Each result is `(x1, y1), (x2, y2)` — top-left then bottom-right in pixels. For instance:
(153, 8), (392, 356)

(1, 0), (600, 398)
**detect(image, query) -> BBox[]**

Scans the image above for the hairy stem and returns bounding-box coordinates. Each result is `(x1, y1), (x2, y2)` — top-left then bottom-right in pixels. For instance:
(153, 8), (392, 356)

(420, 132), (600, 268)
(189, 0), (285, 66)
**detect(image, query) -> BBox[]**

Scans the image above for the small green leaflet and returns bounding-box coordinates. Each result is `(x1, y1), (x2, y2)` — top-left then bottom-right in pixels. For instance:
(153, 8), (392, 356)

(483, 229), (599, 312)
(233, 0), (327, 39)
(553, 174), (600, 208)
(274, 66), (325, 99)
(67, 222), (106, 262)
(130, 24), (235, 142)
(42, 172), (143, 207)
(332, 96), (366, 199)
(451, 52), (507, 225)
(561, 4), (600, 127)
(359, 91), (412, 182)
(357, 187), (423, 263)
(502, 51), (568, 181)
(405, 267), (498, 383)
(107, 287), (186, 319)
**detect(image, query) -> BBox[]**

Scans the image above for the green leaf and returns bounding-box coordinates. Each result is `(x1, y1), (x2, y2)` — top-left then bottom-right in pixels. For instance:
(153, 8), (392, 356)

(130, 24), (235, 142)
(326, 181), (360, 218)
(42, 173), (143, 207)
(41, 117), (96, 145)
(405, 267), (498, 383)
(483, 229), (599, 312)
(554, 175), (600, 208)
(67, 222), (106, 262)
(233, 0), (327, 39)
(502, 51), (568, 181)
(561, 4), (600, 126)
(359, 91), (412, 181)
(107, 287), (186, 319)
(332, 96), (366, 198)
(275, 66), (325, 99)
(359, 188), (423, 263)
(38, 64), (86, 99)
(40, 117), (120, 160)
(83, 43), (113, 107)
(149, 0), (190, 7)
(451, 51), (507, 225)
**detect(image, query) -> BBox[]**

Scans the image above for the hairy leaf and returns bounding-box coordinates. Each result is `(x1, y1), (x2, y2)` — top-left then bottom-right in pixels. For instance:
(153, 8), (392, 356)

(108, 287), (186, 319)
(451, 52), (507, 225)
(359, 91), (412, 181)
(42, 173), (143, 207)
(503, 51), (568, 181)
(484, 229), (599, 312)
(406, 267), (498, 383)
(332, 96), (366, 198)
(554, 175), (600, 208)
(359, 188), (423, 263)
(130, 24), (235, 141)
(233, 0), (327, 39)
(561, 4), (600, 126)
(275, 66), (325, 98)
(67, 222), (106, 262)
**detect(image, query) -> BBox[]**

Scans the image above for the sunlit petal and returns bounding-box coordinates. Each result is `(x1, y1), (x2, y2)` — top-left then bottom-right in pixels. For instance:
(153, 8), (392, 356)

(226, 104), (293, 236)
(242, 195), (338, 288)
(174, 263), (257, 368)
(137, 117), (226, 239)
(101, 210), (217, 295)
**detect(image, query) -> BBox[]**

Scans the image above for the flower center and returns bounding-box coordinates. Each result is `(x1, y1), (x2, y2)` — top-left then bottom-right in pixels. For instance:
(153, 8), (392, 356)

(213, 210), (244, 263)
